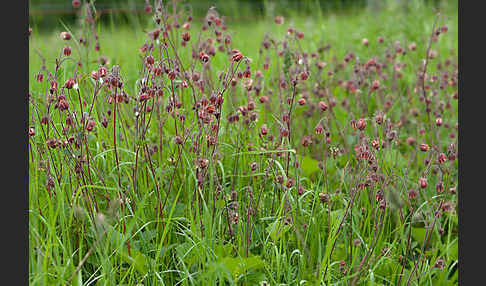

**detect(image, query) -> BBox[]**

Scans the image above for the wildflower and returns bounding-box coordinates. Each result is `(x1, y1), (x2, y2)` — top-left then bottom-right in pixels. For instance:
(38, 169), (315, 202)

(60, 32), (72, 40)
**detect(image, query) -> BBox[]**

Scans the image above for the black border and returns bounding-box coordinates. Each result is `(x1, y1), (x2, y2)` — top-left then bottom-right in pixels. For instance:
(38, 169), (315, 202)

(4, 0), (29, 283)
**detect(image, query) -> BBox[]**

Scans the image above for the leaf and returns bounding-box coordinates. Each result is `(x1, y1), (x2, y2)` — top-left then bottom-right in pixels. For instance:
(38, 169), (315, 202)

(411, 227), (426, 243)
(220, 256), (265, 280)
(266, 218), (291, 242)
(299, 155), (320, 177)
(120, 250), (148, 274)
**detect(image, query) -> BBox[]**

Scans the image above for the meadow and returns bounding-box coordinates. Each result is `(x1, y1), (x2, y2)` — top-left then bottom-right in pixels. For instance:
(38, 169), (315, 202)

(29, 0), (458, 285)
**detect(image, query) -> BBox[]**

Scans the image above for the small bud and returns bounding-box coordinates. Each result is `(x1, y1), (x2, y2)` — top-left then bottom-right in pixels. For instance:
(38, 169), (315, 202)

(144, 4), (152, 13)
(72, 0), (81, 8)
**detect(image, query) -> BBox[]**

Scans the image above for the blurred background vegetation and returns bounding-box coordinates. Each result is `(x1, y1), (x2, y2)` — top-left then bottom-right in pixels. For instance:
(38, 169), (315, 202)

(30, 0), (457, 30)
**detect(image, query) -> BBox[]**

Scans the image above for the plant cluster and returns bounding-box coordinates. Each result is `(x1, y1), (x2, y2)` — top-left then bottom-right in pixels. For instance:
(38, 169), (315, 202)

(29, 0), (457, 285)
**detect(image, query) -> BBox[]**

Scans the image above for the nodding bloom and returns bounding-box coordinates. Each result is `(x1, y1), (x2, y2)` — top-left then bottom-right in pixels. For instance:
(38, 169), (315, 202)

(63, 46), (72, 56)
(357, 118), (366, 131)
(182, 32), (190, 42)
(419, 177), (428, 189)
(318, 101), (328, 111)
(408, 42), (417, 51)
(72, 0), (81, 8)
(98, 66), (107, 77)
(144, 3), (152, 13)
(64, 78), (75, 89)
(274, 16), (284, 25)
(319, 192), (330, 203)
(199, 52), (210, 63)
(260, 124), (268, 136)
(362, 38), (369, 46)
(436, 182), (444, 193)
(145, 55), (154, 65)
(86, 119), (96, 131)
(406, 136), (416, 145)
(438, 153), (447, 164)
(301, 136), (312, 147)
(231, 49), (243, 62)
(420, 143), (429, 152)
(60, 32), (71, 40)
(371, 79), (380, 91)
(407, 189), (418, 200)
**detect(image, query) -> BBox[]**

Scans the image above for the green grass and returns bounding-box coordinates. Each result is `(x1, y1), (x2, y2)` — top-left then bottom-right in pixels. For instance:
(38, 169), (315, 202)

(29, 1), (457, 285)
